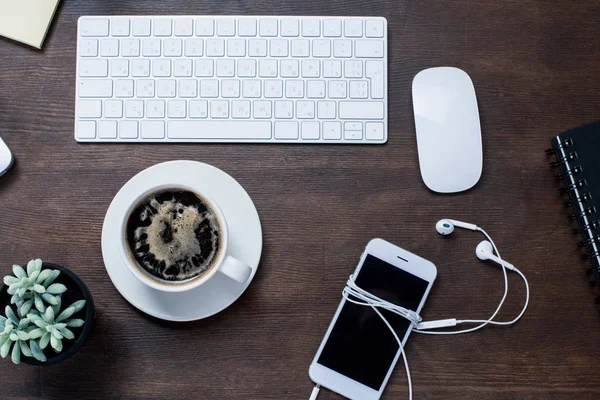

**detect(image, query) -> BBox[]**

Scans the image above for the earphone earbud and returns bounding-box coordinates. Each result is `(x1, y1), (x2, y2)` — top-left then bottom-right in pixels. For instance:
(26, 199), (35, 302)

(475, 241), (516, 271)
(436, 219), (478, 235)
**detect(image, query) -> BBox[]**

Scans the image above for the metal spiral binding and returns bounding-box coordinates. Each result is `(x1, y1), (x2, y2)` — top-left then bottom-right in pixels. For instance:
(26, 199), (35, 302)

(545, 137), (574, 154)
(568, 206), (597, 221)
(555, 165), (582, 181)
(560, 179), (587, 194)
(573, 219), (600, 234)
(550, 151), (578, 168)
(582, 250), (600, 261)
(578, 234), (600, 247)
(566, 192), (592, 208)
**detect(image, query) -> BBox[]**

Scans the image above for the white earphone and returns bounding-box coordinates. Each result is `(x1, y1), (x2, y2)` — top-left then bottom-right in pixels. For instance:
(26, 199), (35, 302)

(415, 218), (530, 333)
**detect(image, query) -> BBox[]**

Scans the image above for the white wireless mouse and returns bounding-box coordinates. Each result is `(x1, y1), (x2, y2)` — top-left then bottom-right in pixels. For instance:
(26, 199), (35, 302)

(0, 136), (14, 176)
(412, 67), (483, 193)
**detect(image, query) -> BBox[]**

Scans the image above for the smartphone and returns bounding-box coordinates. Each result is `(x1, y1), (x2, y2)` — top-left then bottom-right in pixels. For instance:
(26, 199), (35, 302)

(309, 238), (437, 400)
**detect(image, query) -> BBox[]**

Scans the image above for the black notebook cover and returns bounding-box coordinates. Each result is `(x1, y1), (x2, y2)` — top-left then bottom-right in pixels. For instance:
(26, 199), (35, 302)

(549, 121), (600, 289)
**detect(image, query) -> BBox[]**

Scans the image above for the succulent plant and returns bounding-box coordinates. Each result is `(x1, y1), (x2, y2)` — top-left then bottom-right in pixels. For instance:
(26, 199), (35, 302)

(27, 299), (86, 354)
(0, 306), (45, 364)
(3, 259), (66, 314)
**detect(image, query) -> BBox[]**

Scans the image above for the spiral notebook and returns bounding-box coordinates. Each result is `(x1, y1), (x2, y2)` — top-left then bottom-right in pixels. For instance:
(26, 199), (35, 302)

(548, 121), (600, 300)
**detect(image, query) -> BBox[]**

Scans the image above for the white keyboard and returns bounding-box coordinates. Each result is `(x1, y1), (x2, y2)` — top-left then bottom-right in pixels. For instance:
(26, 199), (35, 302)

(75, 16), (387, 143)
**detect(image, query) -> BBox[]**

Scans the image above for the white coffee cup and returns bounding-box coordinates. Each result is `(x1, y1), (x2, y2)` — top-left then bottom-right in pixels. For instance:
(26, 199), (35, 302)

(118, 183), (252, 293)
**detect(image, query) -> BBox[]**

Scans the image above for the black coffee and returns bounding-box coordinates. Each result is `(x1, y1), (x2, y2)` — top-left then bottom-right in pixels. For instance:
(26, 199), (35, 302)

(125, 189), (222, 282)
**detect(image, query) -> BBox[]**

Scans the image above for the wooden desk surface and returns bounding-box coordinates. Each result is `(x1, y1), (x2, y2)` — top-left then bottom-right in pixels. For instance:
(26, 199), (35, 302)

(1, 1), (599, 399)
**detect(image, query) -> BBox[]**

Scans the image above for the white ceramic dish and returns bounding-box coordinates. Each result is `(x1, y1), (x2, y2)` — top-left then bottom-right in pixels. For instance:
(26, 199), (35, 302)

(101, 160), (262, 321)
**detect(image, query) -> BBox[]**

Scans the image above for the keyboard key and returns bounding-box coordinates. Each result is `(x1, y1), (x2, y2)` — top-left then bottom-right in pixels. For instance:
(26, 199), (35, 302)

(301, 60), (320, 77)
(216, 59), (235, 77)
(312, 40), (331, 57)
(365, 61), (385, 99)
(231, 100), (251, 118)
(227, 39), (246, 57)
(184, 39), (204, 56)
(142, 39), (161, 57)
(344, 20), (363, 37)
(344, 121), (363, 140)
(259, 19), (278, 37)
(132, 19), (151, 36)
(259, 60), (278, 77)
(344, 60), (363, 78)
(157, 79), (177, 97)
(365, 122), (384, 140)
(152, 59), (171, 77)
(136, 79), (155, 97)
(323, 60), (342, 78)
(206, 39), (225, 56)
(243, 80), (262, 98)
(99, 39), (119, 57)
(270, 40), (288, 57)
(333, 40), (352, 57)
(189, 100), (208, 118)
(79, 39), (98, 57)
(339, 102), (384, 119)
(131, 59), (150, 77)
(307, 80), (326, 98)
(111, 19), (130, 37)
(355, 40), (384, 58)
(317, 101), (336, 119)
(248, 39), (267, 57)
(120, 121), (138, 139)
(79, 60), (108, 77)
(115, 80), (134, 97)
(78, 100), (102, 118)
(281, 19), (299, 37)
(238, 59), (257, 77)
(275, 101), (293, 119)
(147, 100), (165, 118)
(104, 100), (123, 118)
(328, 81), (347, 98)
(285, 80), (304, 98)
(110, 60), (129, 77)
(264, 80), (283, 98)
(121, 39), (140, 56)
(163, 39), (182, 57)
(365, 19), (384, 38)
(141, 121), (165, 139)
(195, 59), (214, 77)
(79, 80), (112, 98)
(168, 121), (272, 139)
(281, 60), (299, 78)
(349, 81), (368, 99)
(168, 100), (186, 118)
(291, 40), (309, 57)
(238, 19), (257, 37)
(344, 129), (363, 140)
(173, 59), (192, 77)
(195, 18), (214, 36)
(301, 121), (320, 139)
(126, 100), (144, 118)
(296, 101), (315, 119)
(178, 80), (198, 98)
(302, 19), (320, 37)
(221, 80), (240, 98)
(200, 80), (218, 97)
(174, 19), (193, 36)
(98, 121), (118, 139)
(323, 19), (342, 37)
(323, 121), (342, 139)
(154, 19), (172, 36)
(275, 121), (298, 139)
(77, 121), (96, 139)
(253, 101), (272, 118)
(217, 19), (236, 36)
(80, 19), (109, 37)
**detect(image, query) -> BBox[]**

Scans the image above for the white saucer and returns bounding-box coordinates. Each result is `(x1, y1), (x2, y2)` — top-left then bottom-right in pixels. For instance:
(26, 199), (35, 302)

(101, 161), (262, 322)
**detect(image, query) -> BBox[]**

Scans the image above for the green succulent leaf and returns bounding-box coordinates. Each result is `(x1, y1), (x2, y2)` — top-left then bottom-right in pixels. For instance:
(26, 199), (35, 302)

(54, 323), (66, 330)
(55, 307), (74, 323)
(1, 338), (12, 357)
(50, 334), (62, 352)
(39, 332), (50, 350)
(16, 330), (29, 341)
(18, 318), (29, 330)
(5, 306), (18, 325)
(6, 286), (16, 295)
(41, 293), (58, 305)
(10, 333), (18, 341)
(10, 294), (20, 304)
(0, 315), (6, 329)
(42, 270), (60, 288)
(29, 340), (46, 362)
(12, 265), (26, 279)
(20, 340), (32, 358)
(44, 306), (55, 323)
(51, 327), (63, 340)
(11, 340), (20, 364)
(71, 300), (86, 313)
(29, 270), (40, 281)
(16, 287), (27, 298)
(0, 334), (8, 348)
(46, 283), (67, 295)
(32, 284), (46, 294)
(52, 296), (62, 316)
(20, 300), (33, 317)
(34, 294), (45, 313)
(3, 276), (18, 285)
(65, 319), (84, 328)
(26, 259), (39, 276)
(27, 314), (46, 329)
(27, 328), (44, 339)
(35, 269), (51, 284)
(59, 327), (74, 340)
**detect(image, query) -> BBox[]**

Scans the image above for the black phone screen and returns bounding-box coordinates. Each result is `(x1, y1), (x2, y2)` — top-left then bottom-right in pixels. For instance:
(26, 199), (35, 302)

(317, 254), (430, 390)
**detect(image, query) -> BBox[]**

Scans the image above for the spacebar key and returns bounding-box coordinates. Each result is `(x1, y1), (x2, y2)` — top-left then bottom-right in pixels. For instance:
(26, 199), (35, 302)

(168, 121), (272, 140)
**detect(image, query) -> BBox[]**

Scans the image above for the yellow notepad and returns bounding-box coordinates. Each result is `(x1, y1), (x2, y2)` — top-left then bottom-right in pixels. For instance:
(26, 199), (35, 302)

(0, 0), (60, 49)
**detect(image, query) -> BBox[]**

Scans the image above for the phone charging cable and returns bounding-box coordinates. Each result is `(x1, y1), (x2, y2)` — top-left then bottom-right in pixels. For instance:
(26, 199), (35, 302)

(310, 275), (422, 400)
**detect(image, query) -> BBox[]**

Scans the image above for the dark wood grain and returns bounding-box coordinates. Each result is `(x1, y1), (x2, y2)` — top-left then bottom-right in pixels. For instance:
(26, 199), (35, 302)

(1, 0), (599, 399)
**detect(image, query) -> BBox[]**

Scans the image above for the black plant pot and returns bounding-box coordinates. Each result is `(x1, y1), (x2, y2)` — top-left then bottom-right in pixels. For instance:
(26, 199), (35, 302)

(0, 262), (95, 365)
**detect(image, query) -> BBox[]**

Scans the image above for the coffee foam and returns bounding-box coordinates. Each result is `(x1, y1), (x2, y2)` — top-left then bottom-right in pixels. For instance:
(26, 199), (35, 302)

(126, 190), (221, 282)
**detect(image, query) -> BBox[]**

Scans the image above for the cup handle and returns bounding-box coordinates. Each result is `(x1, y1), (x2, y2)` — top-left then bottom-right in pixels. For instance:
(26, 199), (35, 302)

(218, 255), (252, 283)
